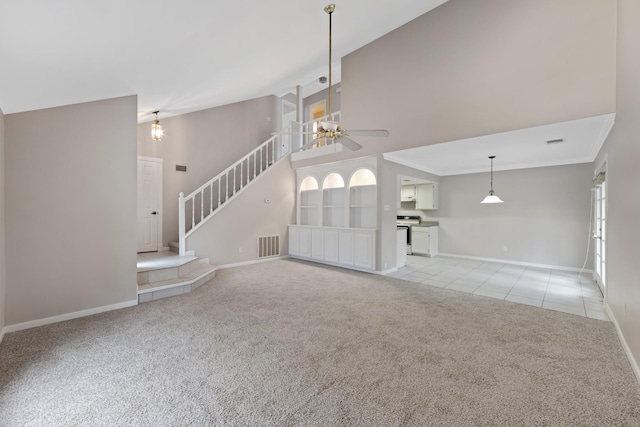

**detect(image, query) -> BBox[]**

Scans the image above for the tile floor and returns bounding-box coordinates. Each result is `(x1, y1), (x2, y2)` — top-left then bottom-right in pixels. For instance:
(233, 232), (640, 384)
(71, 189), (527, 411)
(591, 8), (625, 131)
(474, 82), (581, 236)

(387, 255), (608, 321)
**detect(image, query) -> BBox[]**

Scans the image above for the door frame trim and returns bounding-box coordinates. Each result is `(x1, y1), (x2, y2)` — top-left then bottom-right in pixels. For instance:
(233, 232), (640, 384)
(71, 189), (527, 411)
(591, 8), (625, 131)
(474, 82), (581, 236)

(593, 155), (608, 297)
(137, 156), (163, 252)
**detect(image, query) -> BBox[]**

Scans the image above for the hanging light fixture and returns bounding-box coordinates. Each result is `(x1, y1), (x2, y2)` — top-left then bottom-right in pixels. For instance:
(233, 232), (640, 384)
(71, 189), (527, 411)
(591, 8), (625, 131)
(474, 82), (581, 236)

(151, 111), (164, 141)
(481, 155), (504, 204)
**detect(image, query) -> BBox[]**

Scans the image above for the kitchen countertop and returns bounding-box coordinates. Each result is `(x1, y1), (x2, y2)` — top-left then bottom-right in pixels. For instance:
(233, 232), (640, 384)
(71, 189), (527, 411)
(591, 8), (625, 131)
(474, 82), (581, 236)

(411, 221), (439, 227)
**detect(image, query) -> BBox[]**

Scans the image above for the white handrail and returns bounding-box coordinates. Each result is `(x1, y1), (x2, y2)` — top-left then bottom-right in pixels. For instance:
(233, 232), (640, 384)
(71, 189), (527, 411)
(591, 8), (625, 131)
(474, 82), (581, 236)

(177, 112), (342, 256)
(177, 126), (293, 256)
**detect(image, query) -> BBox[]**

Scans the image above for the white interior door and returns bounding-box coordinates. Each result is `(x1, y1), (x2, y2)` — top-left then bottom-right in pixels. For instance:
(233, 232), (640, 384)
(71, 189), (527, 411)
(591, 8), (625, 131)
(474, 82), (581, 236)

(137, 157), (162, 253)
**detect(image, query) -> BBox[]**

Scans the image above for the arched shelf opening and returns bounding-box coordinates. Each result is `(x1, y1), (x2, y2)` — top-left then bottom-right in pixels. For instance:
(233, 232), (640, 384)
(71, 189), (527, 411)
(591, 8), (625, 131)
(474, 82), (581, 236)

(300, 176), (319, 191)
(349, 168), (376, 187)
(299, 176), (320, 226)
(323, 173), (345, 189)
(349, 168), (377, 229)
(323, 173), (345, 227)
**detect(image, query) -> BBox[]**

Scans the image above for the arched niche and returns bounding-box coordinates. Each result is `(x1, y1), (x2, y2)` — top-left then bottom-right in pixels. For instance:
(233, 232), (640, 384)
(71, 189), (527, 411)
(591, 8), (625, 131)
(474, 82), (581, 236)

(323, 173), (345, 189)
(349, 168), (377, 187)
(300, 176), (319, 191)
(299, 176), (320, 226)
(348, 168), (377, 229)
(322, 173), (345, 227)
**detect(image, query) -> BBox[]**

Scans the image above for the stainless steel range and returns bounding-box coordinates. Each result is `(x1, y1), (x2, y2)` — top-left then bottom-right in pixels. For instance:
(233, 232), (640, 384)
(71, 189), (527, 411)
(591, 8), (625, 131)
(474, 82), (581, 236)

(396, 215), (421, 254)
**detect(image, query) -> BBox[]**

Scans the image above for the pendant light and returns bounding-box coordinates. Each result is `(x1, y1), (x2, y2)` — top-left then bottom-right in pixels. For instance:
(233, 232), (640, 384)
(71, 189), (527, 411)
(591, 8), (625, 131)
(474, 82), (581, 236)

(481, 155), (504, 204)
(151, 111), (164, 141)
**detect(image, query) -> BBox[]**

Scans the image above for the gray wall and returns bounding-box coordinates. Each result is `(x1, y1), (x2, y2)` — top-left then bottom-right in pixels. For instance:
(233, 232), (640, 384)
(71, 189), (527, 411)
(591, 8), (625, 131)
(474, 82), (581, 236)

(137, 95), (279, 247)
(186, 157), (295, 266)
(292, 0), (615, 169)
(595, 0), (640, 378)
(0, 107), (5, 338)
(422, 164), (594, 269)
(5, 96), (138, 326)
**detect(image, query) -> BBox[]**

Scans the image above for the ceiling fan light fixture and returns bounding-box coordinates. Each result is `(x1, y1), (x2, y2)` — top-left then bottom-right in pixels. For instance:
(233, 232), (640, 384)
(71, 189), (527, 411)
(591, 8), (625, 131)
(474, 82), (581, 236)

(480, 155), (504, 204)
(151, 110), (164, 141)
(285, 3), (389, 152)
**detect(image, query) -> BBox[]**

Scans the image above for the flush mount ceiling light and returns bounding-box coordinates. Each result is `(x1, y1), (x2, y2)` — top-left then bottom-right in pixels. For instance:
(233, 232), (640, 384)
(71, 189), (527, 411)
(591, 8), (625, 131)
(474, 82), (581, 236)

(481, 155), (504, 204)
(151, 111), (164, 141)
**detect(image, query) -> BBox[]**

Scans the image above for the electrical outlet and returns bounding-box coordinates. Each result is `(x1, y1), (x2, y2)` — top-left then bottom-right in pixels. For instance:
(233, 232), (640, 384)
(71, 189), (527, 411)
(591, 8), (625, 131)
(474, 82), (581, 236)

(239, 247), (243, 254)
(503, 246), (508, 252)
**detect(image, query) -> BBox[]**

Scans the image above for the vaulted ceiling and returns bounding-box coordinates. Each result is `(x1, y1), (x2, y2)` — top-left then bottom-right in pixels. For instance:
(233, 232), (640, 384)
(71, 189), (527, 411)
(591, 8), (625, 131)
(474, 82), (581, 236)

(0, 0), (447, 121)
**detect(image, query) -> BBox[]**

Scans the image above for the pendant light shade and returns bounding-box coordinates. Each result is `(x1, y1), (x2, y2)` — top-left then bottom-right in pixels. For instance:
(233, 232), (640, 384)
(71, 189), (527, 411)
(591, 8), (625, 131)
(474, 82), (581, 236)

(151, 110), (164, 141)
(481, 156), (504, 204)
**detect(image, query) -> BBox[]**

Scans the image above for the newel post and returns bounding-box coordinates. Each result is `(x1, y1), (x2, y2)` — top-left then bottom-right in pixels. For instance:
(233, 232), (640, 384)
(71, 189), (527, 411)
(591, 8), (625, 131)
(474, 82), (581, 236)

(178, 192), (186, 256)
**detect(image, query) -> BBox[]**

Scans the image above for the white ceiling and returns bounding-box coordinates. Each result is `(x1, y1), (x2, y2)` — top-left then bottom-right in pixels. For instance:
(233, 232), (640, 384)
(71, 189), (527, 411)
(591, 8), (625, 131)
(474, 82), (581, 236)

(384, 114), (615, 177)
(0, 0), (448, 122)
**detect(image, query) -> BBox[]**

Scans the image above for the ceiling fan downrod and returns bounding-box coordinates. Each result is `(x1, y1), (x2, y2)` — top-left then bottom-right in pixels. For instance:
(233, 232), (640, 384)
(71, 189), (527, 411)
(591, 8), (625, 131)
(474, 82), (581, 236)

(324, 4), (335, 120)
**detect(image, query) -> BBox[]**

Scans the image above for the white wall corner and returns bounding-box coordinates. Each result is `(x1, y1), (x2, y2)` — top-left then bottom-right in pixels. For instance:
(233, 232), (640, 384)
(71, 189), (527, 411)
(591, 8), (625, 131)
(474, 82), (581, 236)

(605, 303), (640, 386)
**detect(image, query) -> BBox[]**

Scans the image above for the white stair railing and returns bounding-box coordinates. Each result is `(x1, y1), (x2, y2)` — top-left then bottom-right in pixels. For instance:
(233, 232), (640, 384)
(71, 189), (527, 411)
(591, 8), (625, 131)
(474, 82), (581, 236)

(176, 111), (342, 256)
(178, 127), (293, 256)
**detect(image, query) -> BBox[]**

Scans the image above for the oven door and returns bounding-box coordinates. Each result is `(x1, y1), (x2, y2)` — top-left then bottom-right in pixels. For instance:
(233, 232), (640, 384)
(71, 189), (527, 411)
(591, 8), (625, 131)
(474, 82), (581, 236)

(397, 225), (411, 254)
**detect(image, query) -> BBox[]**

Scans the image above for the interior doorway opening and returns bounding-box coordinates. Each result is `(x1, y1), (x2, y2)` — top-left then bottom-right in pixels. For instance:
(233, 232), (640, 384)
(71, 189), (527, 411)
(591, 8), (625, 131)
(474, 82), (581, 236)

(593, 166), (606, 296)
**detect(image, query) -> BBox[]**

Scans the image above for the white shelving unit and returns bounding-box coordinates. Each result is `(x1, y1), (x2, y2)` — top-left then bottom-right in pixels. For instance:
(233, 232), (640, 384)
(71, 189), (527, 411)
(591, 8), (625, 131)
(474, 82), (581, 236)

(323, 173), (346, 227)
(291, 158), (378, 271)
(349, 169), (377, 228)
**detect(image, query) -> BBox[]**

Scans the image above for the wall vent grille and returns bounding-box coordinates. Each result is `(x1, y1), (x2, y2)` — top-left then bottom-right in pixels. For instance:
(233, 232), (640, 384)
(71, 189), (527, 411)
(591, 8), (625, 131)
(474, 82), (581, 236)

(258, 235), (280, 258)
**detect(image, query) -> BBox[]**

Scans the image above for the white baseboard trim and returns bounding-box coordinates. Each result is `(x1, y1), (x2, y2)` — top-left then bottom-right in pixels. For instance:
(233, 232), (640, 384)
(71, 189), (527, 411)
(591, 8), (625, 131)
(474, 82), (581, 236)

(217, 255), (288, 270)
(377, 267), (398, 275)
(4, 299), (139, 334)
(604, 303), (640, 385)
(437, 253), (593, 274)
(288, 255), (376, 275)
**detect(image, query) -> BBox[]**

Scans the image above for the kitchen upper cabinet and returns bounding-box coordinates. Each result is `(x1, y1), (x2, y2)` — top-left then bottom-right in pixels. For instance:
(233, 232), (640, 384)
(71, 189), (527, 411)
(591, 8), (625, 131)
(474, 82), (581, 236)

(401, 185), (416, 202)
(416, 183), (438, 210)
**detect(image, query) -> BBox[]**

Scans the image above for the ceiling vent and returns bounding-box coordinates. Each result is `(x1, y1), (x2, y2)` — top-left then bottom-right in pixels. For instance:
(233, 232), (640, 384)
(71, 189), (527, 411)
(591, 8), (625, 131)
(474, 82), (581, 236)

(546, 138), (565, 144)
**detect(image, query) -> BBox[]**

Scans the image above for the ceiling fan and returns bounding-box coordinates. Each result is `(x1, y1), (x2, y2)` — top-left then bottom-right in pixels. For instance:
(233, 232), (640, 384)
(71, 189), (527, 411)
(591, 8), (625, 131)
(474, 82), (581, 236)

(284, 4), (390, 151)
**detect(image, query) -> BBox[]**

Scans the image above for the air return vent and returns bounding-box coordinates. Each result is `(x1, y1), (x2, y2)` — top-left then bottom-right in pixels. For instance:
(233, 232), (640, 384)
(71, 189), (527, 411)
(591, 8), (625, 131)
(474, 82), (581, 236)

(546, 138), (565, 144)
(257, 235), (280, 258)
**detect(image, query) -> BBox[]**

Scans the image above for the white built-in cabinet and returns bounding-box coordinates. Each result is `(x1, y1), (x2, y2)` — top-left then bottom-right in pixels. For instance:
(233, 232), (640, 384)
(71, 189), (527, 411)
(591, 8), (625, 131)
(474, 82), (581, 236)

(400, 186), (416, 202)
(401, 183), (438, 210)
(290, 158), (377, 271)
(411, 226), (439, 257)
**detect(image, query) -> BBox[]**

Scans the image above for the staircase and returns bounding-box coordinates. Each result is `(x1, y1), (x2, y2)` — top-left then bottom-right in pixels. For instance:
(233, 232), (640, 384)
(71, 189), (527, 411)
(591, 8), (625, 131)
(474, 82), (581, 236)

(137, 252), (217, 303)
(173, 126), (296, 256)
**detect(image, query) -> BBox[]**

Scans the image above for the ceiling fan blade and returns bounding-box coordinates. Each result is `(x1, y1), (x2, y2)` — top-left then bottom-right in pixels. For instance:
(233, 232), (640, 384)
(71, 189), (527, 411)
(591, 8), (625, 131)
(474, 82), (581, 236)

(301, 137), (326, 151)
(337, 135), (362, 151)
(343, 129), (390, 137)
(272, 131), (315, 135)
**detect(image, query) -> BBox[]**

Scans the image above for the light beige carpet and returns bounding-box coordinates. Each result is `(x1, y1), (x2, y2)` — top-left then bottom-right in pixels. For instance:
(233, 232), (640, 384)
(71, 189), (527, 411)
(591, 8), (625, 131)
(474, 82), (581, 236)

(1, 259), (639, 426)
